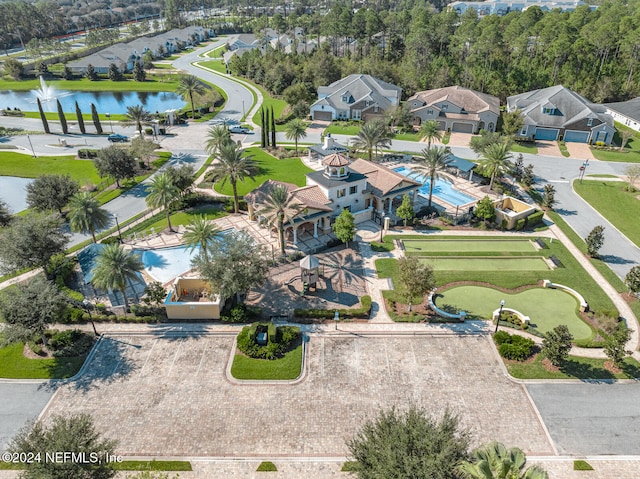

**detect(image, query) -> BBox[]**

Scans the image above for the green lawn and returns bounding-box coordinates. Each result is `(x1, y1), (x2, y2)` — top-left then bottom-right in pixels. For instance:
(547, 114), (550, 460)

(437, 285), (592, 339)
(230, 345), (302, 380)
(421, 256), (549, 271)
(403, 238), (536, 253)
(0, 76), (180, 93)
(511, 143), (538, 154)
(125, 205), (227, 238)
(204, 45), (226, 58)
(250, 85), (288, 129)
(574, 180), (640, 248)
(0, 152), (100, 185)
(112, 461), (192, 471)
(591, 123), (640, 163)
(324, 122), (361, 135)
(558, 141), (570, 157)
(198, 59), (227, 74)
(393, 132), (421, 142)
(0, 342), (86, 379)
(213, 148), (312, 196)
(506, 353), (640, 380)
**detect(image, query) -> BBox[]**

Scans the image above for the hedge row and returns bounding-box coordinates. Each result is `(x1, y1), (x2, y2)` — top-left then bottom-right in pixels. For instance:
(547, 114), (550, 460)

(293, 295), (372, 320)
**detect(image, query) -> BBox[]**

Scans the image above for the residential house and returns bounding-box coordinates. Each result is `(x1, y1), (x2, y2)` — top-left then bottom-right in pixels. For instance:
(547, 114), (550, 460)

(68, 43), (141, 74)
(449, 0), (590, 16)
(507, 85), (615, 144)
(245, 153), (420, 246)
(310, 74), (402, 122)
(407, 86), (500, 134)
(605, 98), (640, 133)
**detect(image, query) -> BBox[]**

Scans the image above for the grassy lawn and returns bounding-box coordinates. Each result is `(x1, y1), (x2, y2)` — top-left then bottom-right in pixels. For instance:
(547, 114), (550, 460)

(0, 342), (86, 379)
(421, 256), (549, 271)
(250, 85), (288, 129)
(437, 285), (592, 339)
(511, 142), (538, 154)
(506, 353), (640, 380)
(112, 461), (193, 471)
(21, 111), (127, 121)
(0, 76), (180, 93)
(591, 123), (640, 163)
(230, 345), (302, 380)
(204, 45), (226, 58)
(213, 148), (312, 196)
(393, 131), (421, 142)
(403, 238), (536, 253)
(126, 205), (227, 238)
(557, 141), (570, 157)
(0, 152), (100, 184)
(198, 59), (227, 75)
(573, 180), (640, 248)
(324, 122), (361, 135)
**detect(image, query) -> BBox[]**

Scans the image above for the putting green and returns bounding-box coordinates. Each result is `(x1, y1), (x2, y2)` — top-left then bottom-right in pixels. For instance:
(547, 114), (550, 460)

(420, 257), (549, 271)
(435, 286), (592, 340)
(404, 238), (536, 253)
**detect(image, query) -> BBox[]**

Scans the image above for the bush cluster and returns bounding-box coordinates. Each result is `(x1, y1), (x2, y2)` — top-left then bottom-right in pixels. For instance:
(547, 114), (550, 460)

(495, 332), (535, 361)
(77, 149), (98, 159)
(500, 311), (529, 330)
(527, 210), (544, 226)
(236, 323), (300, 360)
(48, 329), (95, 357)
(221, 304), (262, 323)
(294, 295), (372, 320)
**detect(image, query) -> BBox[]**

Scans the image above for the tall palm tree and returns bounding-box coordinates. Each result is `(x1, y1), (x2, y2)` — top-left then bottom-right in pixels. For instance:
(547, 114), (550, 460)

(122, 105), (151, 137)
(67, 192), (109, 243)
(176, 74), (206, 119)
(419, 120), (443, 149)
(351, 119), (392, 161)
(258, 184), (305, 256)
(284, 118), (308, 155)
(477, 141), (514, 190)
(413, 146), (453, 208)
(90, 243), (143, 313)
(458, 441), (548, 479)
(145, 173), (180, 232)
(207, 143), (257, 214)
(205, 124), (233, 157)
(182, 215), (220, 263)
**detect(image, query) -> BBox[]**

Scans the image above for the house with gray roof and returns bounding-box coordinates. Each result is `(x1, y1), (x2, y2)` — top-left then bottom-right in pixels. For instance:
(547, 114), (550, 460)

(507, 85), (615, 144)
(605, 98), (640, 133)
(310, 74), (402, 122)
(68, 43), (140, 74)
(449, 0), (590, 16)
(408, 86), (500, 134)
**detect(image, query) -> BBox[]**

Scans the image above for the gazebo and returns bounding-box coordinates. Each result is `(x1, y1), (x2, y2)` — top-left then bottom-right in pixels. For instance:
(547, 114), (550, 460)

(300, 255), (321, 290)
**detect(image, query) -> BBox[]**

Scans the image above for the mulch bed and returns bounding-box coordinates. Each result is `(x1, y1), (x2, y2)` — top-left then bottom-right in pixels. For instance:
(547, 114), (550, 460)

(23, 343), (53, 359)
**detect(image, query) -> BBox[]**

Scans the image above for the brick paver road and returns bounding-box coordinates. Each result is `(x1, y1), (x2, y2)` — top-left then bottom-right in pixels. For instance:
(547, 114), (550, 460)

(42, 333), (552, 457)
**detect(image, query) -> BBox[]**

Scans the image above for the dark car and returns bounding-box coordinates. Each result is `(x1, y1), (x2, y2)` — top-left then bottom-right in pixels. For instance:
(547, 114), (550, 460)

(108, 133), (129, 142)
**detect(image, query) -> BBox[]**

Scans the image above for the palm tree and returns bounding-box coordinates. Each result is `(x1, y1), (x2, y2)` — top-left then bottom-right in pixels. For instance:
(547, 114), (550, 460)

(284, 118), (308, 155)
(122, 105), (151, 137)
(90, 243), (143, 313)
(351, 119), (392, 161)
(67, 192), (109, 243)
(207, 143), (257, 214)
(205, 124), (232, 157)
(413, 146), (453, 208)
(458, 441), (548, 479)
(477, 141), (514, 190)
(145, 173), (180, 232)
(182, 215), (220, 262)
(258, 184), (305, 256)
(176, 74), (206, 119)
(419, 120), (443, 149)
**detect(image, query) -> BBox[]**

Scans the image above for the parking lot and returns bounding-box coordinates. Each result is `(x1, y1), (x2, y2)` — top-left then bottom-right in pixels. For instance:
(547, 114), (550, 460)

(41, 333), (552, 457)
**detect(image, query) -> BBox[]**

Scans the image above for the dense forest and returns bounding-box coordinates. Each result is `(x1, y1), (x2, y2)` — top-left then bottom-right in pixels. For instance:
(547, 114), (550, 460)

(227, 0), (638, 107)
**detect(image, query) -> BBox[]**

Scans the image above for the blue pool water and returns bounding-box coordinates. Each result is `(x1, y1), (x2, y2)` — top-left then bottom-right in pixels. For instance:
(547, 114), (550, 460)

(394, 166), (475, 207)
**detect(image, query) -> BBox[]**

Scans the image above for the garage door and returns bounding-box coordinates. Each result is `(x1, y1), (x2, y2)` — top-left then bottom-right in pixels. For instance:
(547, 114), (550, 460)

(452, 122), (474, 133)
(313, 111), (332, 121)
(564, 130), (589, 143)
(437, 121), (446, 130)
(535, 127), (559, 141)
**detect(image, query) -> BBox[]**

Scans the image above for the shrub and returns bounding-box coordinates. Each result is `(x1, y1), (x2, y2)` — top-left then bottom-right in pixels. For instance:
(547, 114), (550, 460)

(515, 218), (526, 231)
(236, 323), (300, 360)
(101, 236), (120, 245)
(527, 210), (544, 226)
(49, 329), (95, 357)
(294, 295), (372, 320)
(493, 331), (511, 345)
(496, 332), (535, 361)
(267, 322), (277, 343)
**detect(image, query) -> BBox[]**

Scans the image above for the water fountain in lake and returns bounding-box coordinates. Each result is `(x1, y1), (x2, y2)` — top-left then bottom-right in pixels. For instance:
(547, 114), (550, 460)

(34, 76), (57, 102)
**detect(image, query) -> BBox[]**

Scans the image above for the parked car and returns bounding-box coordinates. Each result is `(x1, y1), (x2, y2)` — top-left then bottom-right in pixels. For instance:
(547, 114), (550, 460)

(108, 133), (129, 142)
(229, 126), (252, 134)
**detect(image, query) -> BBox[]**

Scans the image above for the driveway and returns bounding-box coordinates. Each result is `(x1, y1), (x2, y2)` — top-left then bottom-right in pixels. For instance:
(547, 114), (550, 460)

(564, 141), (595, 161)
(446, 132), (473, 147)
(536, 141), (563, 157)
(41, 333), (552, 456)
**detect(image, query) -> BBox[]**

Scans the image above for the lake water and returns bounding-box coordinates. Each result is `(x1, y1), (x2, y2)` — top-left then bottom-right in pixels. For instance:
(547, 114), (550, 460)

(0, 176), (33, 213)
(0, 90), (185, 115)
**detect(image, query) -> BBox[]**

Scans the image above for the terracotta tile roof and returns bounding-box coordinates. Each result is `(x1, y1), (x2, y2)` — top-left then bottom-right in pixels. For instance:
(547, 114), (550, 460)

(244, 180), (297, 204)
(291, 185), (333, 212)
(322, 153), (350, 167)
(349, 159), (421, 196)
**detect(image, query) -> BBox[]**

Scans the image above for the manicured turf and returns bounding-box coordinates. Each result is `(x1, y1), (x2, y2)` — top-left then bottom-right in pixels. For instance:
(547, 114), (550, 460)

(112, 460), (193, 471)
(0, 152), (101, 184)
(421, 256), (549, 271)
(506, 354), (640, 380)
(0, 77), (180, 93)
(511, 143), (538, 154)
(436, 285), (592, 339)
(198, 59), (227, 74)
(250, 85), (288, 128)
(591, 124), (640, 163)
(0, 342), (86, 379)
(126, 206), (227, 238)
(213, 148), (312, 196)
(324, 122), (361, 135)
(574, 180), (640, 248)
(230, 345), (302, 380)
(403, 238), (536, 253)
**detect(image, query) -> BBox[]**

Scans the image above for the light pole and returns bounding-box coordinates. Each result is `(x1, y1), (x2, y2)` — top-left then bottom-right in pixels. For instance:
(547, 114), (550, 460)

(105, 113), (113, 133)
(82, 299), (99, 336)
(26, 134), (37, 158)
(114, 213), (122, 242)
(242, 99), (245, 120)
(495, 299), (505, 333)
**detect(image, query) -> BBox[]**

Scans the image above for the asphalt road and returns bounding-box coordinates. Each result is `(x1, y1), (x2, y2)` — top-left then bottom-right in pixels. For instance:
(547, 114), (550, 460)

(527, 382), (640, 455)
(0, 382), (54, 451)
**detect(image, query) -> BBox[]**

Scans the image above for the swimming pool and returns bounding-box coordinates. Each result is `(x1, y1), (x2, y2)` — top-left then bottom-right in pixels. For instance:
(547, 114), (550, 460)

(393, 166), (475, 207)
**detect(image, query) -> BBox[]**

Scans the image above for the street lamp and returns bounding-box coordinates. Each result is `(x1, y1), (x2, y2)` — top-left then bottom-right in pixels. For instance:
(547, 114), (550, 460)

(242, 99), (245, 120)
(334, 310), (339, 330)
(105, 113), (113, 133)
(495, 299), (505, 333)
(82, 299), (99, 336)
(113, 213), (122, 243)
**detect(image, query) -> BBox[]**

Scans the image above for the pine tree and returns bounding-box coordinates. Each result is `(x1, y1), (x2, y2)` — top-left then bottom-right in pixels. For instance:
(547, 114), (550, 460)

(75, 101), (86, 134)
(264, 107), (271, 147)
(270, 105), (276, 148)
(91, 103), (103, 134)
(36, 98), (50, 134)
(260, 107), (266, 148)
(56, 99), (68, 134)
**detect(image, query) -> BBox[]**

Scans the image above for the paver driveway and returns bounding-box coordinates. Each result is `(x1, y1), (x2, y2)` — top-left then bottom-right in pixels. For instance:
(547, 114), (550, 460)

(42, 333), (553, 457)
